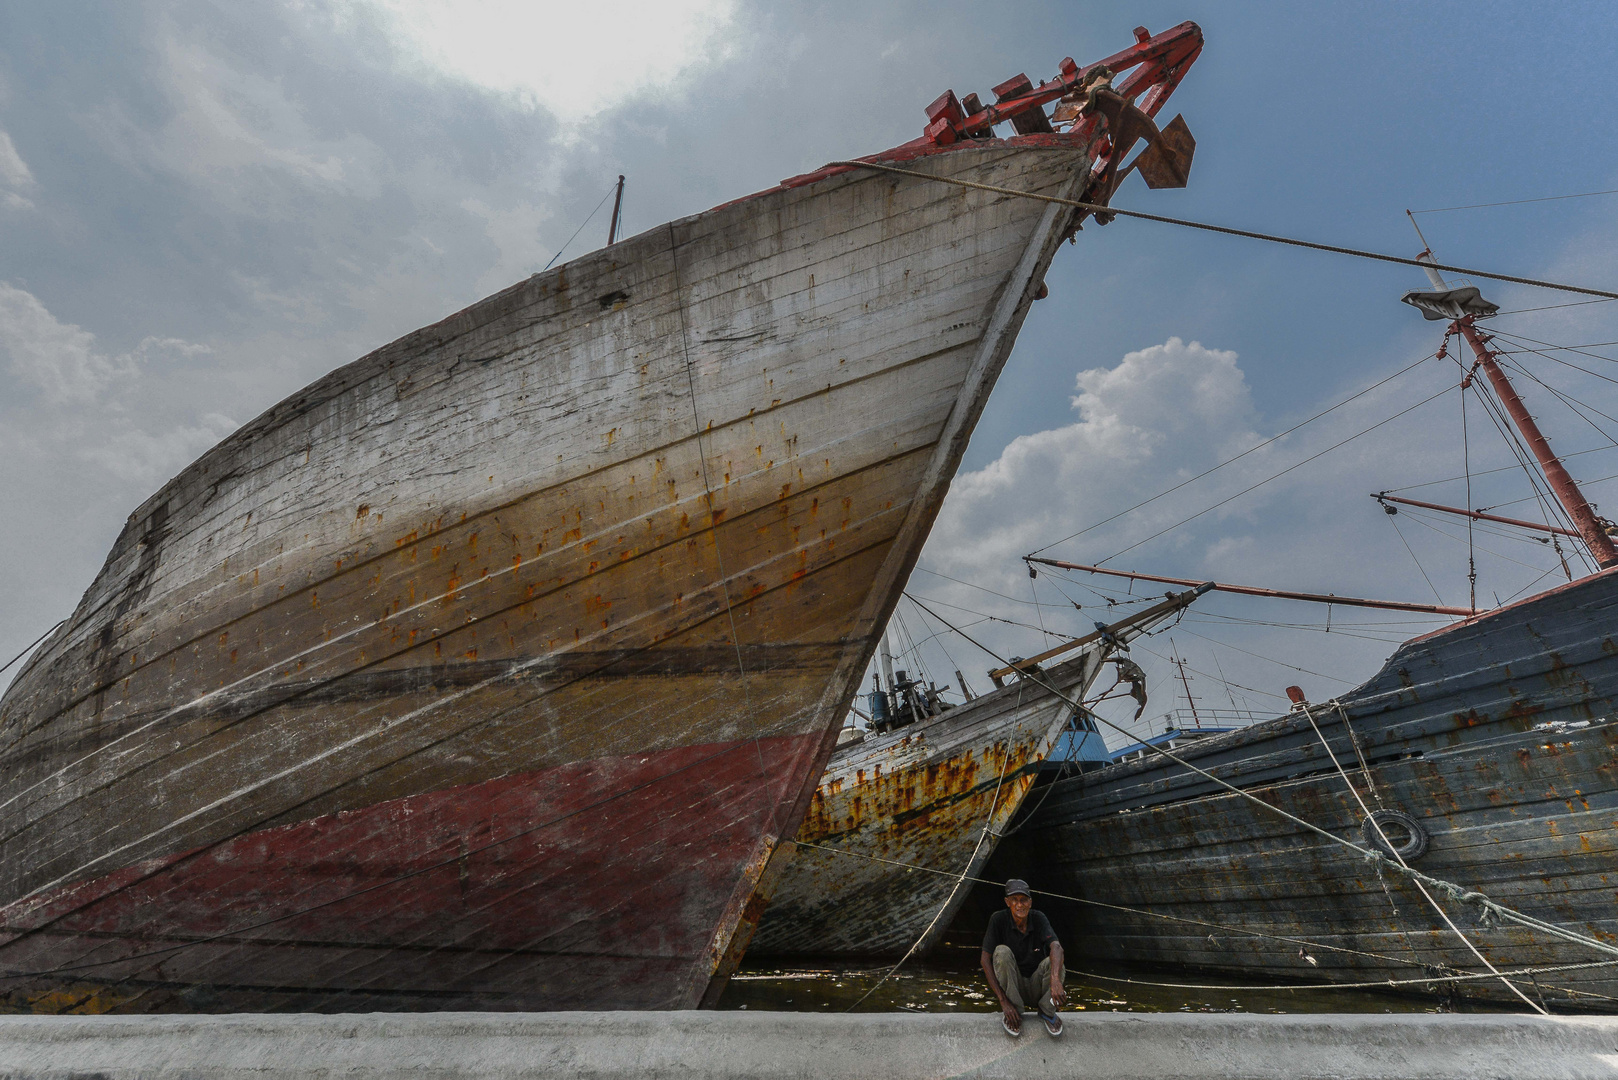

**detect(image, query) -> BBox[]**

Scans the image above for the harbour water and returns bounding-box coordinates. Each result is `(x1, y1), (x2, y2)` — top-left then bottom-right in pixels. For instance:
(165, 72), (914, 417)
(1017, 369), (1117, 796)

(717, 944), (1522, 1015)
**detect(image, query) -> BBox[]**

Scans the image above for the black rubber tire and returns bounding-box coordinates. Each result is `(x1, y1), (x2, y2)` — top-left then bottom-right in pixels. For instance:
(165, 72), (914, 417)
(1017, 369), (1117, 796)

(1362, 809), (1430, 861)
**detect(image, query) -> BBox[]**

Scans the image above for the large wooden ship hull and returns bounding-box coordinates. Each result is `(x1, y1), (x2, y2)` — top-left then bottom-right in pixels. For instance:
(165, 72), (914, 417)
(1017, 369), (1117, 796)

(0, 140), (1095, 1013)
(992, 569), (1618, 1009)
(748, 655), (1095, 959)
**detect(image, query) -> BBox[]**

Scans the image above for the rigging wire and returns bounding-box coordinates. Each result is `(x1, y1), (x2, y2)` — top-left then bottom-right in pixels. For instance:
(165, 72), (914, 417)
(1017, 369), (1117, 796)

(832, 161), (1618, 301)
(1029, 353), (1435, 557)
(1095, 383), (1458, 566)
(1496, 297), (1616, 316)
(1486, 327), (1618, 368)
(0, 621), (64, 679)
(1469, 373), (1596, 574)
(1409, 188), (1618, 214)
(1381, 509), (1447, 606)
(1381, 444), (1618, 494)
(541, 181), (621, 272)
(904, 596), (1618, 977)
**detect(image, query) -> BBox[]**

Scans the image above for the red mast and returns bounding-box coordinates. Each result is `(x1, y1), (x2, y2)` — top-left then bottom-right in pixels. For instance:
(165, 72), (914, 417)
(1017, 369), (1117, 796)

(1452, 318), (1618, 569)
(1400, 248), (1618, 571)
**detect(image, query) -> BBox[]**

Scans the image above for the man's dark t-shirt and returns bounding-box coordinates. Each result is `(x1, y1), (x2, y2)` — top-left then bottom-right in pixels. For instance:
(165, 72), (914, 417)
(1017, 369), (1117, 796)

(982, 908), (1059, 977)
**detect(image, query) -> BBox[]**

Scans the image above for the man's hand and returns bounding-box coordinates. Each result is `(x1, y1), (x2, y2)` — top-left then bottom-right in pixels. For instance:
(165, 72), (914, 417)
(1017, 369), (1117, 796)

(1001, 999), (1022, 1033)
(1049, 977), (1068, 1010)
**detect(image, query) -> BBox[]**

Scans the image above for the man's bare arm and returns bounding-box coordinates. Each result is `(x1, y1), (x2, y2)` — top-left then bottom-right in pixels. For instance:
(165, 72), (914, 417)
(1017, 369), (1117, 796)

(1047, 941), (1067, 1009)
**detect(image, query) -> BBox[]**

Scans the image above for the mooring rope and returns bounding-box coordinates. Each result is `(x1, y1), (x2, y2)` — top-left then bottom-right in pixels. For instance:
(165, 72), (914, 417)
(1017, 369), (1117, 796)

(1067, 959), (1618, 997)
(842, 682), (1026, 1011)
(902, 596), (1618, 971)
(1298, 701), (1546, 1013)
(828, 160), (1618, 301)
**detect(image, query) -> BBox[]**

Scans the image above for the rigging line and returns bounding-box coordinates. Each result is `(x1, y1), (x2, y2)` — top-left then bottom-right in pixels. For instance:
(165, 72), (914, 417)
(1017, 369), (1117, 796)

(1499, 358), (1618, 449)
(831, 161), (1618, 301)
(541, 182), (620, 272)
(1381, 444), (1618, 493)
(843, 691), (1021, 1012)
(1029, 354), (1434, 556)
(1098, 383), (1458, 566)
(1499, 563), (1566, 606)
(1397, 513), (1570, 574)
(1487, 327), (1618, 367)
(1493, 349), (1618, 434)
(1497, 297), (1617, 316)
(912, 565), (1056, 607)
(1298, 701), (1545, 1013)
(1482, 471), (1618, 511)
(1068, 960), (1618, 995)
(1465, 374), (1585, 544)
(788, 840), (1420, 969)
(902, 591), (1073, 639)
(1491, 336), (1618, 387)
(0, 621), (63, 678)
(1472, 381), (1597, 576)
(1129, 641), (1289, 702)
(1170, 627), (1356, 686)
(1383, 511), (1447, 606)
(908, 595), (1618, 970)
(1410, 187), (1618, 214)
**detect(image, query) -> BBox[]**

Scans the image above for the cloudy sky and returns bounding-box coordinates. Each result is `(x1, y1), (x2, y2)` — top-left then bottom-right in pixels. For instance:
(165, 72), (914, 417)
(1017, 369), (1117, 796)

(4, 1), (1618, 745)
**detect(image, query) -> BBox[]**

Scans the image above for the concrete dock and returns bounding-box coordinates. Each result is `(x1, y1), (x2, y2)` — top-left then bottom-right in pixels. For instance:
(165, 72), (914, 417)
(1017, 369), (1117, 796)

(1, 1011), (1616, 1079)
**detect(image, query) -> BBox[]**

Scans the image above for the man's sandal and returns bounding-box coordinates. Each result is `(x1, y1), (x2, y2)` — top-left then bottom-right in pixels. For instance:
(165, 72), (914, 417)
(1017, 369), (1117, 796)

(1001, 1012), (1021, 1037)
(1038, 1010), (1063, 1037)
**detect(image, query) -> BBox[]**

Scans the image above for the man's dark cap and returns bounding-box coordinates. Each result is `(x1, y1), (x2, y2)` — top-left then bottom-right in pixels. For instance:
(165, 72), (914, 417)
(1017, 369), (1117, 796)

(1004, 879), (1032, 898)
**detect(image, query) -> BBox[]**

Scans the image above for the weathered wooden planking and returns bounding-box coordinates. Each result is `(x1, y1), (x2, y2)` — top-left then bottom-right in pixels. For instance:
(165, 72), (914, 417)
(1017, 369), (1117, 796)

(751, 649), (1105, 958)
(993, 569), (1618, 1009)
(0, 140), (1092, 1013)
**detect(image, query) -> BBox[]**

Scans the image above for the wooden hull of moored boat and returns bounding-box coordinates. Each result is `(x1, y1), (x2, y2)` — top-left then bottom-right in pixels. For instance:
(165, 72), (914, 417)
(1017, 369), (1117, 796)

(0, 140), (1091, 1013)
(750, 652), (1100, 960)
(990, 569), (1618, 1010)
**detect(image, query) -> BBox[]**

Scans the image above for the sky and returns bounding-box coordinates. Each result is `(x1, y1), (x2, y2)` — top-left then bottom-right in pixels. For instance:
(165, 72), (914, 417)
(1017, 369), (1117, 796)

(4, 1), (1618, 747)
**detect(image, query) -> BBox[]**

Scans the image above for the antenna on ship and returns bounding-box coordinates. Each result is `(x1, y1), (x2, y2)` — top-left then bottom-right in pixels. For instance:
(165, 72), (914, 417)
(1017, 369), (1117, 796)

(1399, 236), (1618, 570)
(1168, 639), (1201, 728)
(607, 175), (626, 245)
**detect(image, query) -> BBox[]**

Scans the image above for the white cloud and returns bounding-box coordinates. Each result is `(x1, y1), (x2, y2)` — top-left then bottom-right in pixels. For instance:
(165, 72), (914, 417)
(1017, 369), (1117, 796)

(0, 283), (233, 480)
(0, 283), (138, 403)
(929, 338), (1262, 574)
(353, 0), (740, 119)
(0, 129), (35, 210)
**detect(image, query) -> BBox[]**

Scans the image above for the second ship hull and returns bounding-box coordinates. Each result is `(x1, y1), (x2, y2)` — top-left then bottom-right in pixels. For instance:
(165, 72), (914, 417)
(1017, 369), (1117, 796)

(993, 570), (1618, 1009)
(0, 141), (1091, 1012)
(749, 656), (1096, 960)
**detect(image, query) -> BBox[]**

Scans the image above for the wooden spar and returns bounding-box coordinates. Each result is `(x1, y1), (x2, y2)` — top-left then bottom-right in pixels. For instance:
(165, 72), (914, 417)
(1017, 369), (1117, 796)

(1373, 492), (1580, 538)
(606, 175), (625, 245)
(1025, 557), (1477, 618)
(986, 581), (1212, 683)
(1456, 317), (1618, 567)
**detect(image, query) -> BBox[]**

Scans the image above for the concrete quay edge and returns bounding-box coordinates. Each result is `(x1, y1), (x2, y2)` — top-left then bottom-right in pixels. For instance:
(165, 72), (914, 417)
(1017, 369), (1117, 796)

(0, 1010), (1616, 1080)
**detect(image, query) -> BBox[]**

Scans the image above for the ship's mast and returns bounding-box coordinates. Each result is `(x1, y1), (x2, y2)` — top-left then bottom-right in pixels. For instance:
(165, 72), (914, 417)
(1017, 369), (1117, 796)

(1400, 238), (1618, 571)
(1451, 317), (1618, 569)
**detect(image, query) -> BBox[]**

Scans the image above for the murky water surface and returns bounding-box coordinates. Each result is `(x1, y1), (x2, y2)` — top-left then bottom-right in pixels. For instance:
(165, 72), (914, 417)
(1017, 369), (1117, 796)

(717, 945), (1522, 1015)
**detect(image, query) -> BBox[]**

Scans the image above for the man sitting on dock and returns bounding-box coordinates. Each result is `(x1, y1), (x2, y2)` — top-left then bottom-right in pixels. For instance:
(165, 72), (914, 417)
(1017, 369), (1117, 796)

(981, 879), (1066, 1037)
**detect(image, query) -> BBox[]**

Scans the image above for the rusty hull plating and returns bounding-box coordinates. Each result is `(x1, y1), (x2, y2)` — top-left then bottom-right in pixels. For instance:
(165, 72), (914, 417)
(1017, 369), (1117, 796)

(749, 652), (1100, 959)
